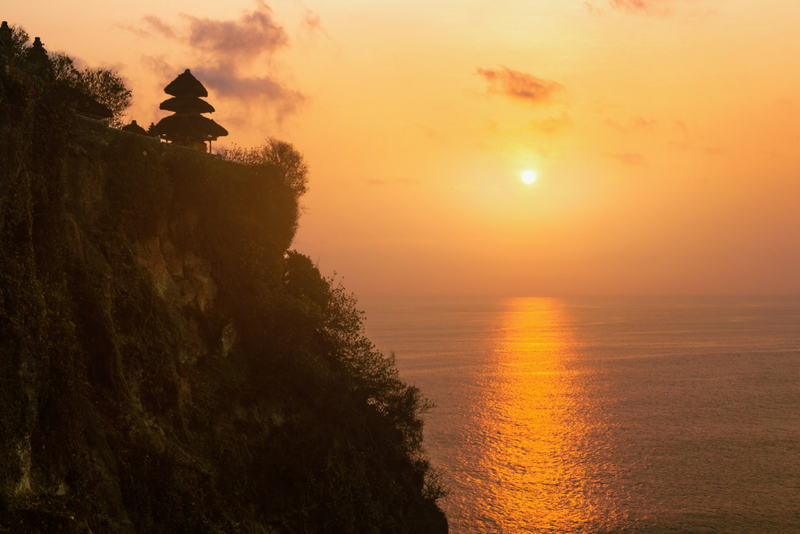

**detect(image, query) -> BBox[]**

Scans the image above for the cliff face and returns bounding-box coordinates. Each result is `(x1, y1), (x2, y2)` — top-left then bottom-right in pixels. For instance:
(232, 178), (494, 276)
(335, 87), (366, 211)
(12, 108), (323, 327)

(0, 89), (446, 532)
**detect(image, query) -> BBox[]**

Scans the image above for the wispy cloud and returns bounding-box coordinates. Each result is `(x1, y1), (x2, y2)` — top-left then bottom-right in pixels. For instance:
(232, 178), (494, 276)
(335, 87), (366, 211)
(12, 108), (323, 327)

(194, 64), (304, 117)
(181, 3), (288, 61)
(611, 0), (652, 11)
(529, 114), (573, 136)
(633, 116), (656, 128)
(300, 7), (329, 38)
(609, 0), (677, 15)
(668, 141), (723, 155)
(586, 0), (712, 17)
(477, 66), (563, 105)
(141, 55), (175, 79)
(413, 124), (438, 139)
(127, 1), (306, 122)
(142, 15), (176, 39)
(603, 116), (656, 132)
(609, 0), (710, 16)
(608, 152), (648, 167)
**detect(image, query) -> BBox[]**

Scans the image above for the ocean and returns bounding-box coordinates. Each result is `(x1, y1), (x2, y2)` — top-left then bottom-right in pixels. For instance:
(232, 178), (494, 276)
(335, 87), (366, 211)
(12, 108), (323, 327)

(358, 296), (800, 534)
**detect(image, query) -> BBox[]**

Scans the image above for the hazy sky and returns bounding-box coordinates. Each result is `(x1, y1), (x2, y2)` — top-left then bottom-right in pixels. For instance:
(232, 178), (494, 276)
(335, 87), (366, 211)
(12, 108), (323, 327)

(8, 0), (800, 296)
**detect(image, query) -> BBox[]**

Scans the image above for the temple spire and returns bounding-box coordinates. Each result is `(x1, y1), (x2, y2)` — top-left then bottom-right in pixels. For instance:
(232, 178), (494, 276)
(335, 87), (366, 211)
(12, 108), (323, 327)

(153, 69), (227, 152)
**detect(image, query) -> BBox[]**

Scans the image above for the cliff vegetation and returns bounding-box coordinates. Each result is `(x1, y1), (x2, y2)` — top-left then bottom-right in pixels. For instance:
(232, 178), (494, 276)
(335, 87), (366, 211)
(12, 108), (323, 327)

(0, 27), (447, 533)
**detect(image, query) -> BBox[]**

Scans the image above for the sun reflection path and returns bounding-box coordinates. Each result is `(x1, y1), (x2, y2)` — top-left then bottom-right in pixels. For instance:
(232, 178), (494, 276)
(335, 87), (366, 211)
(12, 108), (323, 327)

(461, 298), (616, 533)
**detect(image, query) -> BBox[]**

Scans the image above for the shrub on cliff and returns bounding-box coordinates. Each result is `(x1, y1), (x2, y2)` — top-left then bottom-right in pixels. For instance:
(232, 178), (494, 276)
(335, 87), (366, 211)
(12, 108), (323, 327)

(237, 251), (448, 533)
(51, 52), (132, 128)
(0, 24), (131, 127)
(1, 24), (447, 533)
(217, 137), (309, 200)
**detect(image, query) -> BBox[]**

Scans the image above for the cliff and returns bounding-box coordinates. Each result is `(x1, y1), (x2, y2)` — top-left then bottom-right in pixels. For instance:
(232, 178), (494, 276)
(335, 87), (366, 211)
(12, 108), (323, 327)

(0, 84), (447, 532)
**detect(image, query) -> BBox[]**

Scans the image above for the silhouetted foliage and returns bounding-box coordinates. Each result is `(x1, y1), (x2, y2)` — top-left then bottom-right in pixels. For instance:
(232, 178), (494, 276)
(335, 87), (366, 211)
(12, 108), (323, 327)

(1, 23), (30, 62)
(218, 137), (309, 199)
(0, 22), (446, 533)
(51, 52), (131, 127)
(0, 23), (131, 126)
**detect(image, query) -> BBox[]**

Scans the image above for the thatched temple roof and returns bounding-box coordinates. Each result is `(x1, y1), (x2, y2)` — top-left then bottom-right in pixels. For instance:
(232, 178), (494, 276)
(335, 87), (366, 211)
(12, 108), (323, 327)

(163, 69), (208, 98)
(156, 69), (227, 150)
(154, 113), (228, 140)
(121, 120), (149, 136)
(58, 84), (113, 120)
(159, 96), (216, 114)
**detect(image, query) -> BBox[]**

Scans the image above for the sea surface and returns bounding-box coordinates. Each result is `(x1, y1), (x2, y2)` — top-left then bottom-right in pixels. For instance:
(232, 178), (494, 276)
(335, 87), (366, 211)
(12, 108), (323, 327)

(358, 296), (800, 534)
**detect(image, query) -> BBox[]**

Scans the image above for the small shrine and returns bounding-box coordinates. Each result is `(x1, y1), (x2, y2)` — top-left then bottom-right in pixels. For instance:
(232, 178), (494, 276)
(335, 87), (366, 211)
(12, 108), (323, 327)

(25, 37), (50, 79)
(153, 69), (227, 152)
(0, 21), (12, 63)
(61, 84), (113, 121)
(121, 120), (149, 136)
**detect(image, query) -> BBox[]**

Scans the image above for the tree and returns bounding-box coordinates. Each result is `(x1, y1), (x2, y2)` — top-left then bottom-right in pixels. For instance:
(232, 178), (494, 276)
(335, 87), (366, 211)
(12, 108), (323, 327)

(218, 137), (309, 199)
(50, 52), (132, 128)
(1, 23), (29, 63)
(1, 23), (131, 127)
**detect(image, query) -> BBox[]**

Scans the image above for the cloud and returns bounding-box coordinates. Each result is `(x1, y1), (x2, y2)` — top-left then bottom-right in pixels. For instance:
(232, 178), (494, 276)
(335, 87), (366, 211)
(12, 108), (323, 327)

(413, 124), (438, 139)
(603, 119), (626, 132)
(141, 55), (175, 79)
(611, 0), (651, 11)
(607, 0), (709, 16)
(603, 116), (656, 132)
(181, 2), (288, 61)
(668, 141), (723, 155)
(132, 1), (304, 123)
(194, 64), (304, 120)
(608, 152), (648, 167)
(301, 8), (327, 36)
(477, 66), (563, 105)
(142, 16), (176, 39)
(529, 114), (573, 136)
(609, 0), (676, 14)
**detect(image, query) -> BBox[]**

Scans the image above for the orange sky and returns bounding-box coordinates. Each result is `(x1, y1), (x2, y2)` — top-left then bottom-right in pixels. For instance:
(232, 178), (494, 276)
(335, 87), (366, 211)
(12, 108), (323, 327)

(8, 0), (800, 296)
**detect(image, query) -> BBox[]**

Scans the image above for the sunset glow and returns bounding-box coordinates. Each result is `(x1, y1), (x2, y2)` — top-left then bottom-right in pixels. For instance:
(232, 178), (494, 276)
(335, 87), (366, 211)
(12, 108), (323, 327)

(4, 5), (799, 530)
(8, 0), (800, 296)
(522, 170), (536, 184)
(480, 298), (598, 530)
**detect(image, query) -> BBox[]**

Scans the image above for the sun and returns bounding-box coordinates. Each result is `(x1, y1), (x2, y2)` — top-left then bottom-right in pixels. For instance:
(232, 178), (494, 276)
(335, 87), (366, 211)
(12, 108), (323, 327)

(522, 170), (536, 184)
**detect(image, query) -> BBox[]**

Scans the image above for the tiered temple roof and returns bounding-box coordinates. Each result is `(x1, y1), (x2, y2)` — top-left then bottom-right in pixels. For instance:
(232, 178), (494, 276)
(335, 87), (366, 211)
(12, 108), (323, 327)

(154, 69), (227, 151)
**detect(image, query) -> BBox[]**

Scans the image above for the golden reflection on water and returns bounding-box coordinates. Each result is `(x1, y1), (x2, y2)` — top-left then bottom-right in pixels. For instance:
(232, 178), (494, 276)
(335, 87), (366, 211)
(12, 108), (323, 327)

(468, 298), (607, 533)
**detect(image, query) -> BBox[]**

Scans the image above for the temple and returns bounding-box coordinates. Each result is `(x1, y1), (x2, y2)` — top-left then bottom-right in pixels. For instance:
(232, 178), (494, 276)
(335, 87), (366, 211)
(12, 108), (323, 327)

(0, 21), (13, 65)
(153, 69), (227, 152)
(121, 120), (149, 136)
(1, 26), (113, 121)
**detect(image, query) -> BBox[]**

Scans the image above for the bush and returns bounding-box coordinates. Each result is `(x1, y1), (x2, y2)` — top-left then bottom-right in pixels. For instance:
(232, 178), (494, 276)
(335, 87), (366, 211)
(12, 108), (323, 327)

(217, 137), (309, 200)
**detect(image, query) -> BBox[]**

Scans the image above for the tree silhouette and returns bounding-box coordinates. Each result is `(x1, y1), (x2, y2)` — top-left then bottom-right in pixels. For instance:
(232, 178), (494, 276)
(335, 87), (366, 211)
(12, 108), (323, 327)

(218, 137), (309, 199)
(51, 52), (131, 128)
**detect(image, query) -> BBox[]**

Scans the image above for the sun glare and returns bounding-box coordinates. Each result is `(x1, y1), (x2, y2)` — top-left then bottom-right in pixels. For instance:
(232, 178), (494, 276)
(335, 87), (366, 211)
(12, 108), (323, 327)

(522, 170), (536, 184)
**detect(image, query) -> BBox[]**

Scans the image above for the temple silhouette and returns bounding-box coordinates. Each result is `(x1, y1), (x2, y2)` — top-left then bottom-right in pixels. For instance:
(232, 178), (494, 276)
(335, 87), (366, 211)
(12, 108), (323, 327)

(153, 69), (228, 152)
(0, 23), (113, 121)
(4, 21), (227, 151)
